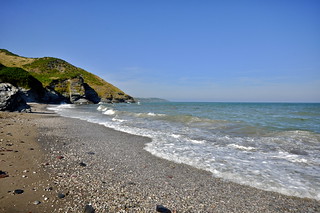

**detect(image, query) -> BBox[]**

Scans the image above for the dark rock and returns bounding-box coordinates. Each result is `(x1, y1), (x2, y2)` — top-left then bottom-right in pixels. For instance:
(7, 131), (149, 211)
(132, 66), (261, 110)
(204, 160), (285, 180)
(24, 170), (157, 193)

(56, 155), (64, 159)
(79, 162), (87, 167)
(87, 152), (95, 155)
(14, 189), (24, 194)
(84, 204), (95, 213)
(156, 205), (172, 213)
(0, 83), (31, 112)
(57, 193), (65, 198)
(290, 149), (308, 156)
(0, 170), (9, 178)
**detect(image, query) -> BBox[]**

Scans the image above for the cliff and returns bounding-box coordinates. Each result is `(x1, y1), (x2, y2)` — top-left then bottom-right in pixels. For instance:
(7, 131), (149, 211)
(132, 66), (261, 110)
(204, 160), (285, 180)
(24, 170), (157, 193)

(0, 49), (135, 104)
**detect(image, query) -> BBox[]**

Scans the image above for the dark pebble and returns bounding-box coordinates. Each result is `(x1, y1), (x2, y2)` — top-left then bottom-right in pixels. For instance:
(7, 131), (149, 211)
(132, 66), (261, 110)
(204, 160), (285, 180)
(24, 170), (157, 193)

(84, 204), (95, 213)
(87, 152), (95, 155)
(57, 193), (65, 198)
(79, 162), (87, 167)
(56, 156), (64, 159)
(14, 189), (24, 194)
(29, 148), (34, 150)
(0, 171), (9, 178)
(156, 205), (172, 213)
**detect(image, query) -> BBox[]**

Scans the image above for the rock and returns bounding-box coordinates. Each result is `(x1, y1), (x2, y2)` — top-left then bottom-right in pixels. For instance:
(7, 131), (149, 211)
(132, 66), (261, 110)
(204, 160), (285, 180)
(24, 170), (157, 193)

(290, 149), (308, 155)
(14, 189), (24, 194)
(84, 204), (95, 213)
(33, 200), (41, 205)
(0, 170), (9, 178)
(57, 193), (65, 198)
(44, 186), (53, 191)
(79, 162), (87, 167)
(87, 152), (95, 155)
(56, 155), (64, 159)
(0, 83), (31, 112)
(156, 205), (172, 213)
(48, 76), (100, 104)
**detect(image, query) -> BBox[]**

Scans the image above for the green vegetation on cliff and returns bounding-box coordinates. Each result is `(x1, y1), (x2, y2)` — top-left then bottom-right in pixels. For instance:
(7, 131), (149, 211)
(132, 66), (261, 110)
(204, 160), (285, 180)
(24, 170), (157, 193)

(0, 49), (134, 102)
(0, 63), (43, 91)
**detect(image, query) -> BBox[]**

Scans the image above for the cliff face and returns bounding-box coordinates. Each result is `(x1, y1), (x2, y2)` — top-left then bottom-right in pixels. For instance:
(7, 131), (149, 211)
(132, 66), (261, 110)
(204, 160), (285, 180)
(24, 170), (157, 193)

(0, 49), (135, 104)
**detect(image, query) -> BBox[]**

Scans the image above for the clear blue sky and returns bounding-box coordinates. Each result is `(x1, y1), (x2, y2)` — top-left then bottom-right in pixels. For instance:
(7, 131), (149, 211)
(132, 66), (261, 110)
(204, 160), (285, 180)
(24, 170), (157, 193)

(1, 0), (319, 102)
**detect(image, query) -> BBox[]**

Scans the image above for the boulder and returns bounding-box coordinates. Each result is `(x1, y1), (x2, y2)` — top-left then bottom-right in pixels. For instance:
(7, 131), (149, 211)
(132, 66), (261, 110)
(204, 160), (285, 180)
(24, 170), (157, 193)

(0, 83), (31, 112)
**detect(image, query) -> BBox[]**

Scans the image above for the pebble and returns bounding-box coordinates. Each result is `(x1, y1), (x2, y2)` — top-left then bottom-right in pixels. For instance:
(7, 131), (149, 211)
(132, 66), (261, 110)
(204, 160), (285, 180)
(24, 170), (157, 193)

(14, 189), (24, 194)
(0, 170), (9, 178)
(79, 162), (87, 167)
(57, 193), (65, 198)
(156, 205), (172, 213)
(56, 155), (64, 159)
(33, 200), (41, 205)
(44, 186), (53, 191)
(84, 204), (95, 213)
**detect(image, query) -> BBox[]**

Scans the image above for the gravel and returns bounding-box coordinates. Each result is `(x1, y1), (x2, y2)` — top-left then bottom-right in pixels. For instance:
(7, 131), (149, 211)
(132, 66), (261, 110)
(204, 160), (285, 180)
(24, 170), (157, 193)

(33, 111), (320, 212)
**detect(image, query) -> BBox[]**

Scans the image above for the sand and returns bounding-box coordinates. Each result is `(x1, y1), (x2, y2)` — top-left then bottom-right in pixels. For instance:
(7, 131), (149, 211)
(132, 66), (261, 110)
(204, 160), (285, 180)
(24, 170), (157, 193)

(0, 104), (319, 212)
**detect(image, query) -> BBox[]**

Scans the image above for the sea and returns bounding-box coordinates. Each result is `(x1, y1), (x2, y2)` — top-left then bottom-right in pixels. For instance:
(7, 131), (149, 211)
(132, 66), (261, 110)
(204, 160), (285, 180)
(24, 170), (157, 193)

(48, 101), (320, 200)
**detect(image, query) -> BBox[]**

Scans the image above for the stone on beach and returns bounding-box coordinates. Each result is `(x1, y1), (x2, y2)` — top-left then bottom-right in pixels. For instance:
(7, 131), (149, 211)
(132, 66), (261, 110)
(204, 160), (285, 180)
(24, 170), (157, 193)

(33, 200), (41, 205)
(13, 189), (24, 194)
(156, 205), (172, 213)
(57, 193), (65, 198)
(84, 204), (95, 213)
(0, 170), (9, 178)
(79, 162), (87, 167)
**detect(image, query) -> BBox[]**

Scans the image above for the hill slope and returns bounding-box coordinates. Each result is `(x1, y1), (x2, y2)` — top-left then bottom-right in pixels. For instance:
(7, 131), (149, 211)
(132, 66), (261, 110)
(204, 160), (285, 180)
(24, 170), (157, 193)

(0, 49), (134, 103)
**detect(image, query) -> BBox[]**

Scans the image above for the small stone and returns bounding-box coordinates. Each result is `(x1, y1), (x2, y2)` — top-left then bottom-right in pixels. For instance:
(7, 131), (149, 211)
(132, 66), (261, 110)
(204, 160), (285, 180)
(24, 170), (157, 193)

(22, 175), (27, 178)
(45, 186), (53, 191)
(79, 162), (87, 167)
(87, 152), (95, 155)
(23, 170), (28, 173)
(0, 170), (9, 178)
(84, 204), (95, 213)
(56, 156), (64, 159)
(14, 189), (24, 194)
(44, 197), (49, 201)
(29, 148), (34, 150)
(156, 205), (172, 213)
(33, 200), (41, 205)
(57, 193), (65, 198)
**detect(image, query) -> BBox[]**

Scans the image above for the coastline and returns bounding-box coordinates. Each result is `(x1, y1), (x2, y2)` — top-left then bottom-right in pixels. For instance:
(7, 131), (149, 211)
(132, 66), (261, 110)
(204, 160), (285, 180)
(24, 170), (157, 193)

(0, 104), (319, 212)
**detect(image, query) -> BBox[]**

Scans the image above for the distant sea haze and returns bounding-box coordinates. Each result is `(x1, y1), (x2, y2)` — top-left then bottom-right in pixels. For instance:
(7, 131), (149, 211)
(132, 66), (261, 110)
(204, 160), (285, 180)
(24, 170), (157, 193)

(49, 102), (320, 200)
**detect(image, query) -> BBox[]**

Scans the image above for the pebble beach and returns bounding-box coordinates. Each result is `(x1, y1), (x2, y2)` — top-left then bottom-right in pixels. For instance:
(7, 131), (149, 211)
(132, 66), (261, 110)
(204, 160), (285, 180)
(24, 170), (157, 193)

(0, 104), (319, 212)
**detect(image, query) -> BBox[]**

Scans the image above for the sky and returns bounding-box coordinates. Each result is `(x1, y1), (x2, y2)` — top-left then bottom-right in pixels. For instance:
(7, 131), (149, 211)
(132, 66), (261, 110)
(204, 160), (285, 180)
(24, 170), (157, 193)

(1, 0), (319, 102)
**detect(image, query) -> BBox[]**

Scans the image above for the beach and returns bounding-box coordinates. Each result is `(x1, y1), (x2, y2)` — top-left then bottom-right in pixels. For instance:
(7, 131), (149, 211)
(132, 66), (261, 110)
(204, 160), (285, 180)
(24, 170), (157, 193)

(0, 104), (319, 212)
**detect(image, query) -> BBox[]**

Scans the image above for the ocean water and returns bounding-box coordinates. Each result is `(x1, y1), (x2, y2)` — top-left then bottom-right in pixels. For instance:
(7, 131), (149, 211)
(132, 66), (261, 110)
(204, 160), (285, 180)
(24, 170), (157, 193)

(48, 101), (320, 200)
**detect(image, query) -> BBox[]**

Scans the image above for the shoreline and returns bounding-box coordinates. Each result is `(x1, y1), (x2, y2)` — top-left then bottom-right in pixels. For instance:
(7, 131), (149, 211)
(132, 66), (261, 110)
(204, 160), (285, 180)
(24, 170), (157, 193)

(0, 104), (319, 212)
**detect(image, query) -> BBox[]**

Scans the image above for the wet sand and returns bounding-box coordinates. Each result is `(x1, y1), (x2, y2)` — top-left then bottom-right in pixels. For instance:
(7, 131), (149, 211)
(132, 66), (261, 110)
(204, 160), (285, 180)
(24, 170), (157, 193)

(0, 104), (319, 212)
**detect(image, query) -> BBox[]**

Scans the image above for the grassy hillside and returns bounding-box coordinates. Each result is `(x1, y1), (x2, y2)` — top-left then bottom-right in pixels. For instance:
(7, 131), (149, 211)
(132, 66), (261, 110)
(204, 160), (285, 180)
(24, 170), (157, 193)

(0, 49), (134, 102)
(0, 63), (43, 91)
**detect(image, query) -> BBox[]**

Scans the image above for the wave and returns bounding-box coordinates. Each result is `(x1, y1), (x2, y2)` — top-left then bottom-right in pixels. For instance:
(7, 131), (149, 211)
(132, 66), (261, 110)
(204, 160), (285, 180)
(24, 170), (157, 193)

(48, 103), (320, 200)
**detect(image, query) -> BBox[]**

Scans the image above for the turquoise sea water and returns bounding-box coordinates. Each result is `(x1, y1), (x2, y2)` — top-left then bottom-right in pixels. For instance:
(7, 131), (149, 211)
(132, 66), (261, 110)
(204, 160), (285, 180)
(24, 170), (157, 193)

(49, 102), (320, 200)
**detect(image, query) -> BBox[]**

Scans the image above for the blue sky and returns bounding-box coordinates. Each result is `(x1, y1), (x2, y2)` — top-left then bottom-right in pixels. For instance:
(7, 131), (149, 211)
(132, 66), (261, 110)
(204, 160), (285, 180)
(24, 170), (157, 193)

(1, 0), (319, 102)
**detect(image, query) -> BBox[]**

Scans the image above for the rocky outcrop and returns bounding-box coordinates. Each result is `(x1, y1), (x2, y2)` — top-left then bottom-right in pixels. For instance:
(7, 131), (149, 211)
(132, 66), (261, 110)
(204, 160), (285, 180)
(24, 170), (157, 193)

(0, 83), (31, 112)
(47, 76), (101, 104)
